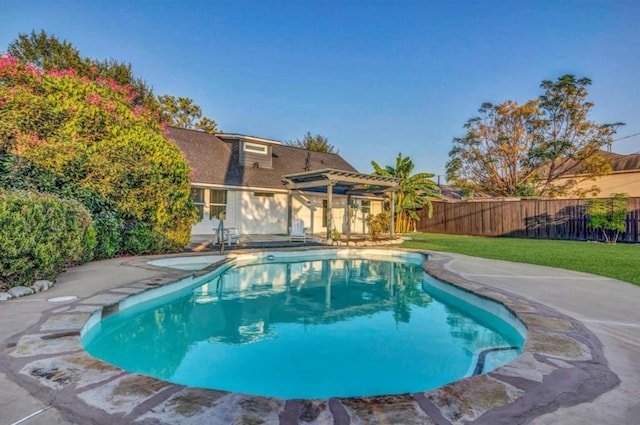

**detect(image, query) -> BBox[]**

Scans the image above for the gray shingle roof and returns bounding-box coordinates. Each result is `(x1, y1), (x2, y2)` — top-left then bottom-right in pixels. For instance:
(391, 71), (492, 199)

(611, 152), (640, 172)
(556, 150), (640, 176)
(167, 127), (359, 189)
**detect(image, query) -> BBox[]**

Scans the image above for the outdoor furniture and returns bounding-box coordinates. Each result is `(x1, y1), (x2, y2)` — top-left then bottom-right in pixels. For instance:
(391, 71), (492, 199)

(212, 219), (240, 246)
(221, 227), (241, 246)
(289, 219), (309, 243)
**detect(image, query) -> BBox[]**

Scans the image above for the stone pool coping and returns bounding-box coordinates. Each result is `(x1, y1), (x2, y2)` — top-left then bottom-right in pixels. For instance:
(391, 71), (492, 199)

(0, 248), (621, 424)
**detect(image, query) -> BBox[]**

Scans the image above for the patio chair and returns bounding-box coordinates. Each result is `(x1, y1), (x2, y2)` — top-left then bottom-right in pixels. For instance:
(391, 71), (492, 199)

(222, 227), (241, 246)
(212, 218), (240, 246)
(289, 219), (309, 243)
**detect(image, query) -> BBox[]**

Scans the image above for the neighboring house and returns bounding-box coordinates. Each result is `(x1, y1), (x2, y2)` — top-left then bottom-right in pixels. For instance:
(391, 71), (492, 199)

(168, 127), (390, 235)
(434, 184), (492, 201)
(556, 151), (640, 197)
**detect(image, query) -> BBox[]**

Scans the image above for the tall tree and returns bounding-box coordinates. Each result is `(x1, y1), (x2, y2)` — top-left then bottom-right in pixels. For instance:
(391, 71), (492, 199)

(286, 132), (337, 153)
(7, 30), (222, 131)
(446, 75), (623, 197)
(7, 29), (85, 71)
(372, 153), (439, 233)
(157, 95), (218, 133)
(8, 30), (158, 110)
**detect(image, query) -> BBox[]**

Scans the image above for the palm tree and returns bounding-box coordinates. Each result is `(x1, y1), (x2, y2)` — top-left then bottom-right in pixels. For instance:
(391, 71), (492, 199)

(371, 153), (439, 233)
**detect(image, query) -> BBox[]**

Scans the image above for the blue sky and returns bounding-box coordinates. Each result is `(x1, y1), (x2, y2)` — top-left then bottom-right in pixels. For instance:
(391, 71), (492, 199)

(2, 0), (639, 181)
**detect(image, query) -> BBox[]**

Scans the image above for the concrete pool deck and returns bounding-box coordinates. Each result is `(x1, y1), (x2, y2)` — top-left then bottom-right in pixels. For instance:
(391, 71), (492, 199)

(0, 249), (638, 424)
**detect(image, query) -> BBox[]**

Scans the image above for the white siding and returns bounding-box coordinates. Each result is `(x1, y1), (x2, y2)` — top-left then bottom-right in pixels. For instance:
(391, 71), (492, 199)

(191, 189), (239, 235)
(191, 187), (384, 236)
(291, 193), (323, 235)
(191, 219), (215, 235)
(191, 189), (288, 235)
(291, 193), (382, 235)
(237, 191), (288, 234)
(225, 190), (239, 228)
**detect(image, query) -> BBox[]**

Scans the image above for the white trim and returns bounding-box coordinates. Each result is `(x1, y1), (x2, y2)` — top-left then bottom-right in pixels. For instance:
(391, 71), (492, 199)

(191, 182), (289, 193)
(191, 182), (366, 197)
(216, 133), (281, 145)
(243, 142), (268, 154)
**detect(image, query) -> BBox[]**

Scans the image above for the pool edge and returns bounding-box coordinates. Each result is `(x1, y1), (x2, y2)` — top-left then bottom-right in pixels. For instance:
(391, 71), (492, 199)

(2, 247), (621, 425)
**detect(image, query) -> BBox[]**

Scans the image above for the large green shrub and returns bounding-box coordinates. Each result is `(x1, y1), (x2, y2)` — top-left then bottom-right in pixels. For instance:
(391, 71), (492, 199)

(91, 210), (124, 259)
(0, 55), (197, 256)
(122, 221), (174, 255)
(0, 190), (96, 289)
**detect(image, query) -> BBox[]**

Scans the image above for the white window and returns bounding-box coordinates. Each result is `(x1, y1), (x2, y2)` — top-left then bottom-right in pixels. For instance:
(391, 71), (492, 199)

(191, 188), (228, 220)
(209, 190), (227, 219)
(244, 142), (267, 154)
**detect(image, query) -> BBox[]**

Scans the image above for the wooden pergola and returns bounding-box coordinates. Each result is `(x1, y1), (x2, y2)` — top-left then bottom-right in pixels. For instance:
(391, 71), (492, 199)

(282, 169), (400, 242)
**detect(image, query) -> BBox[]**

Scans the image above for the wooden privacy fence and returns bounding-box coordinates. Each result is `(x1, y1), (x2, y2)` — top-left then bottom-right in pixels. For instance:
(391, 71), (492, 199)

(416, 197), (640, 243)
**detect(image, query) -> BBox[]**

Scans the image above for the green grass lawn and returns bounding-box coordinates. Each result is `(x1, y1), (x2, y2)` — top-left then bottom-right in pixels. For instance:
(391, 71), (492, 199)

(401, 233), (640, 286)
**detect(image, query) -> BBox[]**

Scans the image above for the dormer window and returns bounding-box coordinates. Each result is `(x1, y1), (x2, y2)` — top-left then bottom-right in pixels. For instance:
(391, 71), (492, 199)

(217, 134), (277, 168)
(244, 142), (267, 155)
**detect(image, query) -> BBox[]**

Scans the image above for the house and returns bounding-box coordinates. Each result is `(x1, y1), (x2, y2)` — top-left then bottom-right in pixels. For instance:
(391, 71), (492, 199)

(167, 127), (398, 236)
(555, 151), (640, 197)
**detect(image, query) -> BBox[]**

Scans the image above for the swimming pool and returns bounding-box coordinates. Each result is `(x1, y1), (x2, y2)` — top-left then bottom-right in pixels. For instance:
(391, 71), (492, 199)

(146, 255), (227, 271)
(82, 249), (526, 399)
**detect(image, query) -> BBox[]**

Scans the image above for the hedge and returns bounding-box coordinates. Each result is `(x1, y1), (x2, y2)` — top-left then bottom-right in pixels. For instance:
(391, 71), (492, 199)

(0, 190), (96, 289)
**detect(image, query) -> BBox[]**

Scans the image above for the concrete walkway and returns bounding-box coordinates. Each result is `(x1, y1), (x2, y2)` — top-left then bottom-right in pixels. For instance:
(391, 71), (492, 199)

(434, 252), (640, 425)
(0, 256), (180, 425)
(0, 249), (638, 424)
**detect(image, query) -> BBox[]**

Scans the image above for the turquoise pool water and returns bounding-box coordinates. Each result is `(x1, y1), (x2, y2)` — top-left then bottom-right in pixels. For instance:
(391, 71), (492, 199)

(82, 252), (525, 399)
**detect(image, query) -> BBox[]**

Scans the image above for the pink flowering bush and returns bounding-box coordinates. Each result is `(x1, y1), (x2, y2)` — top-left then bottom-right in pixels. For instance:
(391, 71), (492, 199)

(0, 54), (197, 257)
